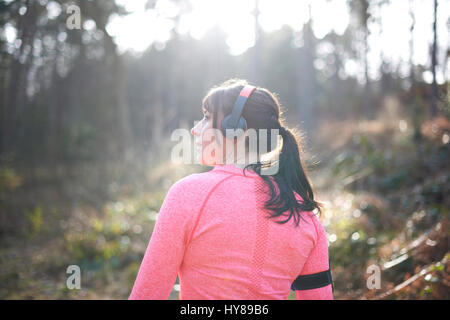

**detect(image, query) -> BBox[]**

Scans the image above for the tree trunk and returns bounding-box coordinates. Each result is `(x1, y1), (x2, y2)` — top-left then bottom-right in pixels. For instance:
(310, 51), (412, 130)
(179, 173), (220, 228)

(297, 15), (316, 146)
(363, 25), (372, 119)
(409, 0), (423, 142)
(430, 0), (438, 118)
(250, 0), (261, 83)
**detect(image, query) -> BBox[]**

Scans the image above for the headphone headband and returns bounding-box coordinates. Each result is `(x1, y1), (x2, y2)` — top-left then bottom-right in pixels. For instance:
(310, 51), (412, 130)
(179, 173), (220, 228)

(240, 85), (257, 98)
(227, 85), (256, 130)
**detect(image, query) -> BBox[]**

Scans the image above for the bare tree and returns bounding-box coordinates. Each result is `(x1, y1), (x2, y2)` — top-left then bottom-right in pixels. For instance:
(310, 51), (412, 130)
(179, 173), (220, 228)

(430, 0), (438, 118)
(250, 0), (261, 83)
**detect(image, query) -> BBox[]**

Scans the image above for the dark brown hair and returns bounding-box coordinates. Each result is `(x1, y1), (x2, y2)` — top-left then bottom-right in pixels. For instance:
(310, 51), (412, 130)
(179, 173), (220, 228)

(202, 78), (321, 226)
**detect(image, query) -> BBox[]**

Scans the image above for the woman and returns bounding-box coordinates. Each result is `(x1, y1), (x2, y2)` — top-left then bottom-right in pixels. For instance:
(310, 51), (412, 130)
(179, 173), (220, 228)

(129, 78), (333, 300)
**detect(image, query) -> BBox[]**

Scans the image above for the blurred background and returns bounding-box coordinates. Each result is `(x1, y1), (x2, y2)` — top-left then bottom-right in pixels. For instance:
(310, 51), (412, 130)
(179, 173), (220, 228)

(0, 0), (449, 299)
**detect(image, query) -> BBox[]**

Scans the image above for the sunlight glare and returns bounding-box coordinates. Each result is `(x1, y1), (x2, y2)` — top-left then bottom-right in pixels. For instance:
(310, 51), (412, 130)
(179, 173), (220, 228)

(259, 0), (309, 33)
(310, 0), (349, 38)
(107, 0), (175, 53)
(187, 0), (256, 55)
(106, 0), (449, 77)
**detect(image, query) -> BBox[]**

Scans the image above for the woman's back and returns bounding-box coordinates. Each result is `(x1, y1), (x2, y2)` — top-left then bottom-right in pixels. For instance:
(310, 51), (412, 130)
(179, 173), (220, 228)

(129, 164), (333, 300)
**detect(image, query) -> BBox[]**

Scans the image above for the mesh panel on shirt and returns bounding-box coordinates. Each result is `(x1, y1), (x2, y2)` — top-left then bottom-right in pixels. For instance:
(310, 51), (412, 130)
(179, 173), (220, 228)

(247, 178), (270, 299)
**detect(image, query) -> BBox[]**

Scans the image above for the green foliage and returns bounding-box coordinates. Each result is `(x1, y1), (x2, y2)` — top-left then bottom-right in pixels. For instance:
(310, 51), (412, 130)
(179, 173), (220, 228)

(25, 205), (44, 238)
(0, 166), (23, 192)
(380, 169), (408, 191)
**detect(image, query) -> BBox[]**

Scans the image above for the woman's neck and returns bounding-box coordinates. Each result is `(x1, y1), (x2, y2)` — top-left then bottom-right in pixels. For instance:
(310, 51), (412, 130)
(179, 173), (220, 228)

(223, 149), (259, 168)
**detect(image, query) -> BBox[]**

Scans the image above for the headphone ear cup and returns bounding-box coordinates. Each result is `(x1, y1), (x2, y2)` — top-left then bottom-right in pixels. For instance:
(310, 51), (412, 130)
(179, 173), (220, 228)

(221, 115), (247, 137)
(236, 117), (248, 133)
(221, 115), (233, 136)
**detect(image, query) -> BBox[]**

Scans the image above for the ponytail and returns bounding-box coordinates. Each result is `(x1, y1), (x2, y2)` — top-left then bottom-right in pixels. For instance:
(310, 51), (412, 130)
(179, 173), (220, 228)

(246, 126), (321, 227)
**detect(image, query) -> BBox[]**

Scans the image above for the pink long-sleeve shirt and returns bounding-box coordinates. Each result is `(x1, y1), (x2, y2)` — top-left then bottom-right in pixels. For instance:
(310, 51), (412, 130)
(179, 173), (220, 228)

(129, 164), (333, 300)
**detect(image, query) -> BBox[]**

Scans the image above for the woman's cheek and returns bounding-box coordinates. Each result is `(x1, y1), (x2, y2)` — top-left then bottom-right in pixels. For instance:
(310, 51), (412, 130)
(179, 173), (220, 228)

(197, 126), (223, 166)
(202, 142), (216, 166)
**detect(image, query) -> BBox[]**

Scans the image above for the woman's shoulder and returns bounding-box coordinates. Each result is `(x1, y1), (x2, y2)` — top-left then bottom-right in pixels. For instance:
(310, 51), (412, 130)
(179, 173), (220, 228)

(167, 168), (231, 197)
(158, 169), (229, 215)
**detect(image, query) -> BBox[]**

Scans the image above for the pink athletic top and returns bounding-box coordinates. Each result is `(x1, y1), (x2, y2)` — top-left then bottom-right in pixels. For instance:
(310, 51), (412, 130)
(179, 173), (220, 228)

(129, 164), (333, 300)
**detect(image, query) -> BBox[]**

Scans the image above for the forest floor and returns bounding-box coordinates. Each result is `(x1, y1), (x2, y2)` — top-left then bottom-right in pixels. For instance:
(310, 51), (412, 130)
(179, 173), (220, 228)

(0, 113), (449, 299)
(311, 115), (449, 299)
